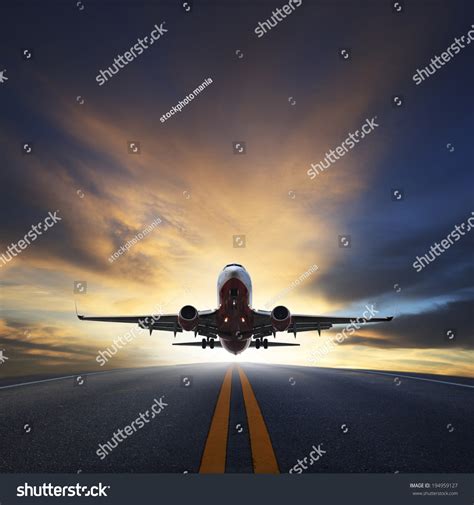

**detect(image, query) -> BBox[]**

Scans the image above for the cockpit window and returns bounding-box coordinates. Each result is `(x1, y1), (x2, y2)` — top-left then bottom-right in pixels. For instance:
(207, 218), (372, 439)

(225, 263), (243, 268)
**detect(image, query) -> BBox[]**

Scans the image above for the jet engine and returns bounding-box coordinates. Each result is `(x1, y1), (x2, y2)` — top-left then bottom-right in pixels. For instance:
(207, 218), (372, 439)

(178, 305), (199, 331)
(271, 305), (291, 332)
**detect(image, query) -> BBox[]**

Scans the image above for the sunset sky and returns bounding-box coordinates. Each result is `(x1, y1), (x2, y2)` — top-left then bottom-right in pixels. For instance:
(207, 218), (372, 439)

(0, 0), (473, 378)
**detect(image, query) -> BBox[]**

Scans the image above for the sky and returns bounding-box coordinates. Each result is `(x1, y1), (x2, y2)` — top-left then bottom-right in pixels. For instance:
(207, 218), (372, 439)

(0, 0), (473, 378)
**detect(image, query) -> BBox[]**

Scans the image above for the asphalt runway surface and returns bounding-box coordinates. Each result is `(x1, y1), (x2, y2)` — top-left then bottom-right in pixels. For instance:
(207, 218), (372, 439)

(0, 363), (472, 473)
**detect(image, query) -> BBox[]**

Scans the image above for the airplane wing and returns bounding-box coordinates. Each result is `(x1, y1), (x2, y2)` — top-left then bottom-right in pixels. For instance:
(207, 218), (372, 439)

(251, 309), (393, 338)
(76, 306), (218, 337)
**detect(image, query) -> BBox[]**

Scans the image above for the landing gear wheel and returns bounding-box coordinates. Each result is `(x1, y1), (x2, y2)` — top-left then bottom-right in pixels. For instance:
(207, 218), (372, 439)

(263, 338), (268, 349)
(201, 338), (207, 349)
(255, 339), (261, 350)
(209, 339), (215, 349)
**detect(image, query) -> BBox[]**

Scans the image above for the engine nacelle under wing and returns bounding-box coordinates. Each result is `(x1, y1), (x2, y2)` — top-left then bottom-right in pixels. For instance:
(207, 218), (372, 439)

(271, 305), (291, 332)
(178, 305), (199, 331)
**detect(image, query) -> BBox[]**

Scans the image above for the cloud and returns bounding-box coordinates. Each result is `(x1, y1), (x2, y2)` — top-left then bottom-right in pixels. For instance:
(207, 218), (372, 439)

(335, 299), (473, 350)
(0, 3), (473, 379)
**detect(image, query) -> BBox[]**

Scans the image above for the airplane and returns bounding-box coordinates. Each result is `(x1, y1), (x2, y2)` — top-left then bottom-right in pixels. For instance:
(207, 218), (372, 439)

(77, 264), (393, 355)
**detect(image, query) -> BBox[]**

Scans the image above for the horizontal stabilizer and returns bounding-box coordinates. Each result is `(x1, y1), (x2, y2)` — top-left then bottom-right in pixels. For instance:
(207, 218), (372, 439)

(173, 342), (222, 347)
(250, 341), (300, 347)
(172, 341), (300, 347)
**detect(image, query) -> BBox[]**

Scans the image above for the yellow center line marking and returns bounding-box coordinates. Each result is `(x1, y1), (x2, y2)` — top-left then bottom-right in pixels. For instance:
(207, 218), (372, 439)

(199, 366), (233, 473)
(238, 366), (280, 474)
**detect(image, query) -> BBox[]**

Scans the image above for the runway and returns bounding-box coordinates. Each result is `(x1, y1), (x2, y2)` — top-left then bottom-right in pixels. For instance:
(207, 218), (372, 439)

(0, 363), (472, 473)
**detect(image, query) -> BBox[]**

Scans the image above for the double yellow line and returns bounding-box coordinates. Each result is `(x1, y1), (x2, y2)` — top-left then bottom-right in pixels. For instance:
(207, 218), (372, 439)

(199, 365), (279, 474)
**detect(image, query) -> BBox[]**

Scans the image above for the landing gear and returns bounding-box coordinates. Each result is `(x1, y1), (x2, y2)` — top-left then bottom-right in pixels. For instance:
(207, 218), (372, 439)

(202, 338), (215, 349)
(255, 338), (268, 350)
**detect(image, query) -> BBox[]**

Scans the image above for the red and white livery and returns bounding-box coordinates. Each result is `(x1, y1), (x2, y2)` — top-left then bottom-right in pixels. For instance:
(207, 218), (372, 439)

(78, 264), (392, 355)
